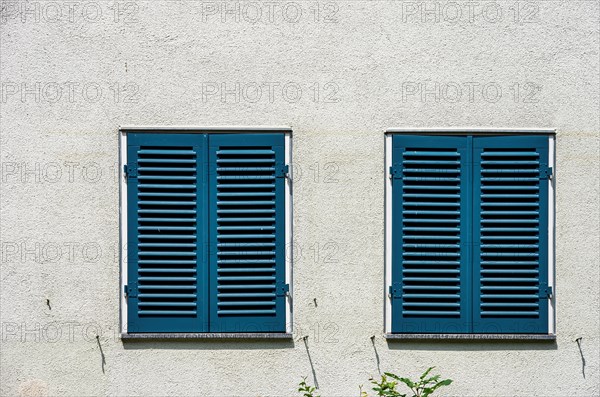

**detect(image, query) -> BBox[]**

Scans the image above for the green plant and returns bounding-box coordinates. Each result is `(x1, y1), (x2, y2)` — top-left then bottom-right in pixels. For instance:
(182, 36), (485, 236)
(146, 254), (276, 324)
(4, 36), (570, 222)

(298, 368), (452, 397)
(384, 367), (452, 397)
(359, 385), (368, 397)
(370, 374), (406, 397)
(298, 377), (320, 397)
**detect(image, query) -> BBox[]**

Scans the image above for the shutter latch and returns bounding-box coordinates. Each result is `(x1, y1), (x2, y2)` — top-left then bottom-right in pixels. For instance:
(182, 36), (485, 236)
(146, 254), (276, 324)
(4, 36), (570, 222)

(125, 282), (138, 299)
(124, 164), (137, 179)
(540, 165), (553, 180)
(276, 281), (290, 297)
(275, 165), (289, 178)
(539, 283), (553, 299)
(389, 165), (401, 179)
(388, 283), (402, 299)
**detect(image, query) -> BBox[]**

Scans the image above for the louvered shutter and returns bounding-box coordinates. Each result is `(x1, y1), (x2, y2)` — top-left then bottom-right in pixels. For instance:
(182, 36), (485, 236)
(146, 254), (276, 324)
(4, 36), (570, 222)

(208, 134), (287, 332)
(126, 133), (208, 333)
(472, 136), (549, 333)
(391, 135), (471, 333)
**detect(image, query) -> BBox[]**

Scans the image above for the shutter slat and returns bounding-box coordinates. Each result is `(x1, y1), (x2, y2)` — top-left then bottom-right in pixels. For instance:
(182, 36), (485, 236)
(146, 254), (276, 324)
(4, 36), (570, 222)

(217, 242), (276, 247)
(138, 158), (196, 164)
(140, 311), (197, 315)
(218, 268), (276, 273)
(403, 269), (460, 274)
(217, 234), (275, 238)
(139, 302), (197, 307)
(217, 158), (275, 164)
(138, 175), (196, 181)
(217, 310), (277, 315)
(139, 193), (197, 198)
(218, 293), (277, 298)
(139, 294), (197, 298)
(404, 150), (459, 156)
(138, 149), (196, 155)
(402, 211), (460, 216)
(218, 301), (276, 307)
(138, 184), (196, 189)
(402, 311), (461, 316)
(138, 201), (197, 206)
(218, 259), (276, 264)
(138, 167), (196, 172)
(218, 176), (275, 180)
(216, 167), (275, 172)
(139, 235), (196, 239)
(217, 209), (276, 214)
(217, 284), (276, 290)
(217, 149), (275, 155)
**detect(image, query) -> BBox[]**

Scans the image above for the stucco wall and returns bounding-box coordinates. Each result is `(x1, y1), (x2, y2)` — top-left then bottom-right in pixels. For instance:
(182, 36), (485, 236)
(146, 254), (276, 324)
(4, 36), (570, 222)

(1, 1), (599, 396)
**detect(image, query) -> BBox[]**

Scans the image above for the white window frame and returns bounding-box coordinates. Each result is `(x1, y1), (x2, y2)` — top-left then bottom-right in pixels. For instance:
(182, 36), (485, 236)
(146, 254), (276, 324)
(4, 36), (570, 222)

(119, 126), (293, 336)
(384, 128), (556, 337)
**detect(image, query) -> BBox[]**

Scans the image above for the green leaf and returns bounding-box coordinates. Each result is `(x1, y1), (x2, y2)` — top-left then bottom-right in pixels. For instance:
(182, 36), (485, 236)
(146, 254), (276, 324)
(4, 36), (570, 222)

(419, 367), (434, 381)
(397, 377), (416, 389)
(384, 372), (400, 381)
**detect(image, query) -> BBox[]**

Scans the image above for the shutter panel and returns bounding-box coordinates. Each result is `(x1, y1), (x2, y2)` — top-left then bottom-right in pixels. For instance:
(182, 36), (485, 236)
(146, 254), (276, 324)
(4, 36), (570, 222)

(473, 136), (549, 333)
(391, 135), (471, 333)
(208, 134), (287, 332)
(127, 133), (208, 333)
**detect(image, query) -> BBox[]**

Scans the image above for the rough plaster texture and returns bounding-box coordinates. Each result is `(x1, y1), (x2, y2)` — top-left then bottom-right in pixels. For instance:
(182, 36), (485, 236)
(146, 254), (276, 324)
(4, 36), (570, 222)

(0, 1), (599, 396)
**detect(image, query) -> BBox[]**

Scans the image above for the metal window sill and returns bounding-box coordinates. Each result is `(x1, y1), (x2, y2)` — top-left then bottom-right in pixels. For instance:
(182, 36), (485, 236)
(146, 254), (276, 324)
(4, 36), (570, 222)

(121, 332), (293, 340)
(385, 128), (556, 135)
(385, 333), (556, 341)
(119, 125), (292, 133)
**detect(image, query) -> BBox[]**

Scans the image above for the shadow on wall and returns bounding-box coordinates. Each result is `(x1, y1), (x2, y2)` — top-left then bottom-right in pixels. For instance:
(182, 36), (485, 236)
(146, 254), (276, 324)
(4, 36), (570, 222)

(121, 339), (295, 351)
(386, 340), (558, 352)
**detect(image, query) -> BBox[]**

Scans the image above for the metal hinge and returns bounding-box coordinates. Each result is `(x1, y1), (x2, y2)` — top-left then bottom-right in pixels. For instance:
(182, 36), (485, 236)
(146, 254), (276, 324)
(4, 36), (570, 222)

(388, 283), (402, 299)
(275, 164), (289, 178)
(540, 165), (553, 180)
(124, 164), (137, 179)
(124, 283), (138, 299)
(389, 165), (401, 179)
(539, 283), (553, 299)
(276, 282), (290, 297)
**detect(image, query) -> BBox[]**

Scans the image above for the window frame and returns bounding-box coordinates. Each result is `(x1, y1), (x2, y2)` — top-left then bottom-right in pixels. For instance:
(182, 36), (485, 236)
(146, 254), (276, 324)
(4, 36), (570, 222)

(118, 126), (293, 337)
(384, 128), (556, 338)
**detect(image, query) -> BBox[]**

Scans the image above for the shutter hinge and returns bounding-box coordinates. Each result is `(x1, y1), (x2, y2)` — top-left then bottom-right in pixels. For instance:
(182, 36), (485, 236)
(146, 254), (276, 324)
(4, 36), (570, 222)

(124, 164), (137, 179)
(389, 165), (401, 179)
(388, 283), (402, 299)
(276, 164), (289, 178)
(276, 281), (290, 297)
(124, 282), (138, 299)
(540, 165), (553, 180)
(539, 283), (553, 299)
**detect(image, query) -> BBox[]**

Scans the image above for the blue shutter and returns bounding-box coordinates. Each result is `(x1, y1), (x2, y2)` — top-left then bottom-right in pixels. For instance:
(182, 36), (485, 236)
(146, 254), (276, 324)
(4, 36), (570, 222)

(126, 133), (208, 333)
(208, 134), (287, 332)
(391, 135), (471, 333)
(472, 136), (549, 333)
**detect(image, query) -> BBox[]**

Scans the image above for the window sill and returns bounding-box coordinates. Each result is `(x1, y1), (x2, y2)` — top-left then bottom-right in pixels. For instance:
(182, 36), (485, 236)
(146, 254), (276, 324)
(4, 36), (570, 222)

(385, 333), (556, 341)
(121, 332), (293, 340)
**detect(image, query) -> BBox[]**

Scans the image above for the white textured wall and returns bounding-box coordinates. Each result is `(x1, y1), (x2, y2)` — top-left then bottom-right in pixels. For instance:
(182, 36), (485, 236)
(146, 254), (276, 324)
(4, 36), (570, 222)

(1, 1), (599, 396)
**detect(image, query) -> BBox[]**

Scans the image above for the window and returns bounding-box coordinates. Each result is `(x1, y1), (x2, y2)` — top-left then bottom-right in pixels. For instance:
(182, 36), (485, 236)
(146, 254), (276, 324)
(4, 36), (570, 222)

(385, 132), (555, 335)
(120, 128), (292, 335)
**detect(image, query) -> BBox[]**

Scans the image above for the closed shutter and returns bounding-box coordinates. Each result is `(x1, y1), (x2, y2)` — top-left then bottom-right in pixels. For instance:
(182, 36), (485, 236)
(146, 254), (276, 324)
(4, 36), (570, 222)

(208, 134), (287, 332)
(472, 136), (549, 333)
(391, 135), (471, 333)
(126, 133), (208, 333)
